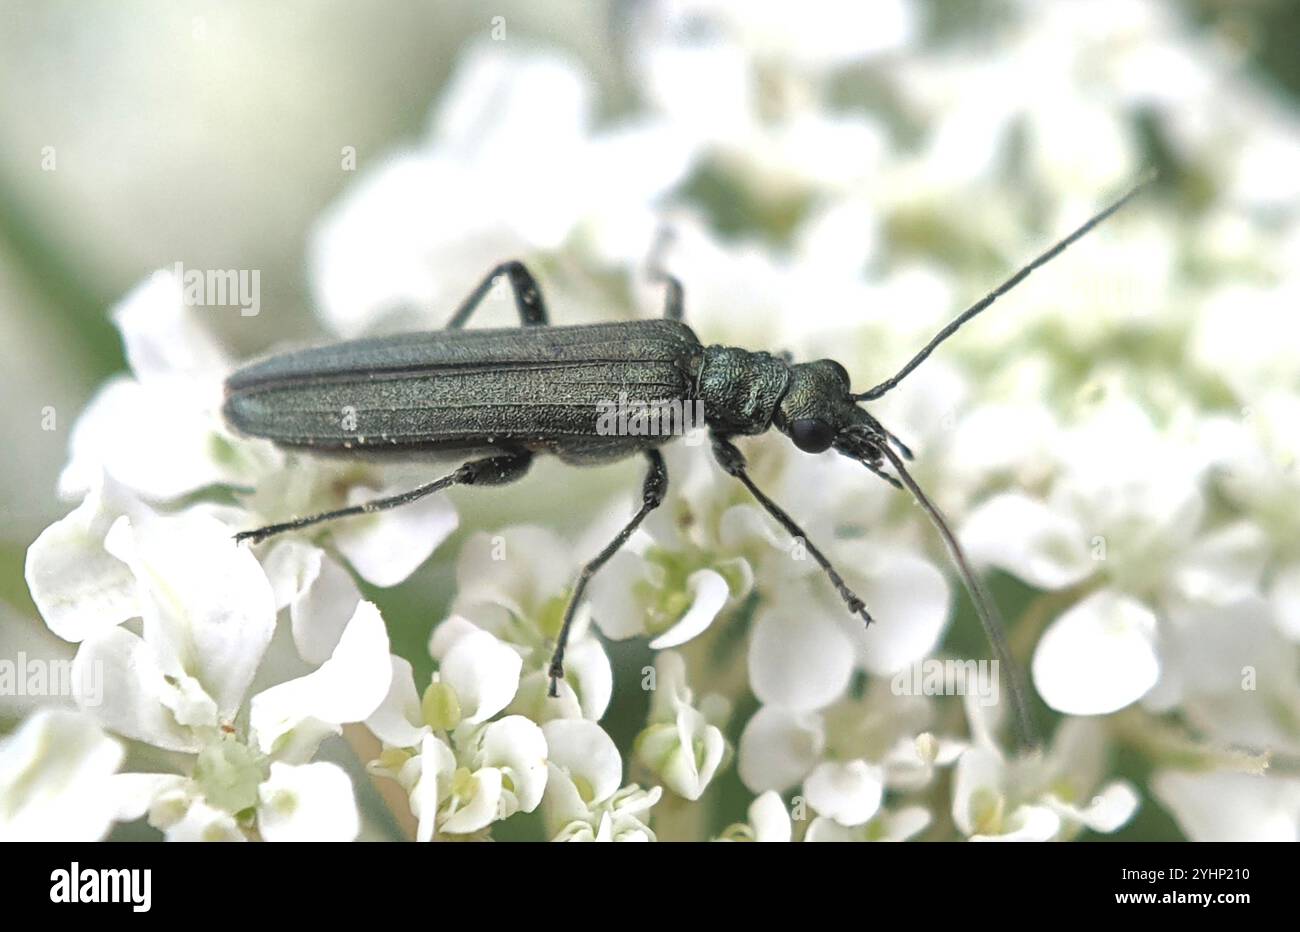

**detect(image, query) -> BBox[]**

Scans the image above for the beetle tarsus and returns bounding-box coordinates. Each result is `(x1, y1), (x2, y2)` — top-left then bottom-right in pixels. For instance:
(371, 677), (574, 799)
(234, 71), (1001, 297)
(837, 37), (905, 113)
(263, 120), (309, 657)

(547, 660), (564, 697)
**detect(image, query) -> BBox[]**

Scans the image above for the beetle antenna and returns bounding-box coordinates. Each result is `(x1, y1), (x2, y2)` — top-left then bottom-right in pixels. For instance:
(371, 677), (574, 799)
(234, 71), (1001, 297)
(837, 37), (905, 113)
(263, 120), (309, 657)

(855, 174), (1155, 401)
(876, 442), (1040, 750)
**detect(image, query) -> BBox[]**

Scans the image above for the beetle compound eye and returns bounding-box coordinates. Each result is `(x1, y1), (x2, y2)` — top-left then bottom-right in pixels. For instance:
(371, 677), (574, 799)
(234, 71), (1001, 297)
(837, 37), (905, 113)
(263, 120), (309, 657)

(790, 418), (835, 453)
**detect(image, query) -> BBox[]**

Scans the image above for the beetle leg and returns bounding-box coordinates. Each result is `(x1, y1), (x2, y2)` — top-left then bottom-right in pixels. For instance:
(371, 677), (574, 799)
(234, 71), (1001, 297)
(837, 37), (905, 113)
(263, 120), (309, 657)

(646, 226), (685, 322)
(445, 260), (550, 328)
(548, 449), (669, 696)
(710, 434), (874, 626)
(233, 451), (533, 545)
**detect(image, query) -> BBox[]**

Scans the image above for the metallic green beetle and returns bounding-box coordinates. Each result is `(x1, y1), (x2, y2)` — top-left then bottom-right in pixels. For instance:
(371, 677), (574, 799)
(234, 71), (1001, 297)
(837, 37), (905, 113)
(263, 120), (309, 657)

(225, 180), (1150, 747)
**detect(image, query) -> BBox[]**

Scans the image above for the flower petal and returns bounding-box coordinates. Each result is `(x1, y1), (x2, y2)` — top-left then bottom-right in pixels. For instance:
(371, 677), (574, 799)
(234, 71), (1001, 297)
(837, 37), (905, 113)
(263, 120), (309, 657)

(1032, 591), (1159, 715)
(478, 716), (549, 814)
(331, 486), (457, 588)
(289, 554), (362, 665)
(1170, 521), (1268, 605)
(972, 804), (1062, 842)
(951, 747), (1003, 838)
(250, 601), (392, 757)
(562, 637), (613, 721)
(748, 596), (855, 711)
(749, 791), (792, 842)
(163, 799), (245, 842)
(113, 269), (229, 384)
(60, 377), (247, 502)
(411, 733), (452, 842)
(453, 526), (575, 620)
(441, 767), (503, 835)
(73, 627), (201, 752)
(257, 761), (360, 842)
(114, 508), (277, 718)
(0, 710), (124, 841)
(440, 628), (522, 724)
(737, 704), (823, 793)
(1152, 770), (1300, 842)
(1049, 780), (1140, 834)
(962, 493), (1092, 590)
(588, 550), (655, 642)
(26, 495), (138, 644)
(259, 539), (322, 612)
(544, 719), (623, 810)
(805, 760), (885, 827)
(365, 655), (429, 749)
(853, 551), (950, 675)
(649, 568), (730, 650)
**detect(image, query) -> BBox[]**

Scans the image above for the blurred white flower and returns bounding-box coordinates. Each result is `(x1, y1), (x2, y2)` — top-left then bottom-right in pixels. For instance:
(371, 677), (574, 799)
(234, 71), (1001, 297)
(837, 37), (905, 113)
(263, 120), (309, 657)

(739, 679), (948, 830)
(1201, 393), (1300, 641)
(311, 40), (696, 338)
(805, 805), (931, 842)
(1152, 770), (1300, 842)
(635, 0), (910, 200)
(952, 709), (1138, 842)
(59, 270), (263, 503)
(964, 400), (1268, 715)
(0, 710), (124, 841)
(717, 790), (793, 842)
(1144, 595), (1300, 758)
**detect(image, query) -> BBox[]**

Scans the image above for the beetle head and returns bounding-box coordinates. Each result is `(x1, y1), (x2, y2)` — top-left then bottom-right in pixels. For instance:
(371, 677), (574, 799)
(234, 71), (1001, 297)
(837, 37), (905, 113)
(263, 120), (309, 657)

(772, 359), (864, 454)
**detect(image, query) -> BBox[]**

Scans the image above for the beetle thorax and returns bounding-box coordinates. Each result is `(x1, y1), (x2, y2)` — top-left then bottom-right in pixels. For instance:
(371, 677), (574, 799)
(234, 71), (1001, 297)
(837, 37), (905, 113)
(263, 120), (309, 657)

(697, 345), (790, 436)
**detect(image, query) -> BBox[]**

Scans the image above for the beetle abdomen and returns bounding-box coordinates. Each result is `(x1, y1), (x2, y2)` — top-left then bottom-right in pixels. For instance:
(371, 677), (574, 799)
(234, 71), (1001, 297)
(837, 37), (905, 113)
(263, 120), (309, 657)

(223, 319), (703, 458)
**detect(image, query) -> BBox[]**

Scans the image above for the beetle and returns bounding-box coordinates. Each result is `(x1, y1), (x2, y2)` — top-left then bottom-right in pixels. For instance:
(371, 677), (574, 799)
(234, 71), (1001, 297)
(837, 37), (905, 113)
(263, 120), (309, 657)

(224, 180), (1150, 746)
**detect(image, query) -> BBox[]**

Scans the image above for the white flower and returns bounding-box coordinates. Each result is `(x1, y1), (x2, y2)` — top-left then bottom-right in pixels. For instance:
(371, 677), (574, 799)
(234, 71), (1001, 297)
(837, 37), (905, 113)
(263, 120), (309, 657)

(634, 652), (730, 800)
(964, 400), (1267, 715)
(30, 503), (391, 841)
(448, 526), (612, 722)
(544, 719), (662, 842)
(1201, 393), (1300, 642)
(804, 759), (885, 827)
(746, 543), (949, 713)
(311, 40), (695, 338)
(586, 441), (754, 653)
(805, 806), (932, 842)
(718, 791), (793, 842)
(1152, 770), (1300, 842)
(366, 626), (548, 839)
(738, 679), (945, 829)
(47, 265), (458, 599)
(0, 710), (125, 841)
(116, 595), (388, 842)
(951, 709), (1138, 842)
(58, 271), (259, 503)
(1144, 596), (1300, 758)
(1031, 591), (1160, 716)
(635, 0), (910, 200)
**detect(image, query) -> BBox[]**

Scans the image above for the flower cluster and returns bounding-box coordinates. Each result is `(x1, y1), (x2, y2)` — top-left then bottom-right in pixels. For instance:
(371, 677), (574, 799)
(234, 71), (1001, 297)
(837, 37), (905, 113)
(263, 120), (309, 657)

(9, 0), (1300, 841)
